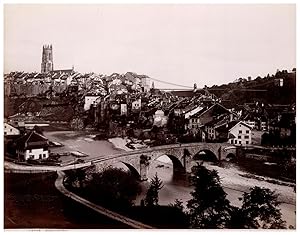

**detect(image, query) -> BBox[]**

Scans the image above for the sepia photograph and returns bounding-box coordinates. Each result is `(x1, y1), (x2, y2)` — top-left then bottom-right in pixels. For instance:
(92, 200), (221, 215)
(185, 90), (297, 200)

(2, 2), (297, 230)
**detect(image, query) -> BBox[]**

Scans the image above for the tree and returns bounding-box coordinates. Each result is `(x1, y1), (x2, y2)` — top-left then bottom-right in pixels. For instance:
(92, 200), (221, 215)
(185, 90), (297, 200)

(229, 187), (286, 229)
(65, 167), (87, 188)
(169, 199), (185, 212)
(187, 163), (233, 228)
(186, 164), (287, 229)
(85, 167), (142, 209)
(145, 173), (164, 206)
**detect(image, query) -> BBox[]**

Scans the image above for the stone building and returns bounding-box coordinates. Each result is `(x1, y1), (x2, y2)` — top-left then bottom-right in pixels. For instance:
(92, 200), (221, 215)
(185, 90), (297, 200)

(41, 44), (53, 73)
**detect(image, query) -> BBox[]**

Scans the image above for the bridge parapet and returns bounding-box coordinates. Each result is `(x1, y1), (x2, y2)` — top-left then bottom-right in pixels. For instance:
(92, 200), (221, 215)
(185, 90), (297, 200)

(91, 142), (237, 181)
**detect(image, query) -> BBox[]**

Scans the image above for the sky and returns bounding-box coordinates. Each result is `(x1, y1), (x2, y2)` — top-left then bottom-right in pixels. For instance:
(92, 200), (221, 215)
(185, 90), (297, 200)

(4, 4), (296, 89)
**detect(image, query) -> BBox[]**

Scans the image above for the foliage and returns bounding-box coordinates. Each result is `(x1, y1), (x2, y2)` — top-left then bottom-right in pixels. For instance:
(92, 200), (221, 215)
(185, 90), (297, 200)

(209, 69), (296, 108)
(84, 167), (142, 209)
(169, 199), (185, 212)
(229, 187), (286, 229)
(186, 163), (286, 229)
(187, 163), (233, 228)
(145, 173), (164, 206)
(65, 168), (87, 188)
(261, 131), (296, 147)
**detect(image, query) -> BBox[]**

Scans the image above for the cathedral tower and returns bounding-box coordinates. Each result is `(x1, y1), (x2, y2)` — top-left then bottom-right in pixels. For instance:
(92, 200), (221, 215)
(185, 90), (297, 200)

(41, 44), (53, 73)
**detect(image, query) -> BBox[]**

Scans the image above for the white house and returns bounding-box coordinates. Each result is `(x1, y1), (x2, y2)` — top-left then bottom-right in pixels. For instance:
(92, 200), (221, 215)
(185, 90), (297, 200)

(228, 121), (252, 145)
(15, 131), (50, 161)
(4, 122), (20, 136)
(216, 121), (252, 146)
(84, 95), (101, 111)
(120, 103), (128, 116)
(132, 98), (141, 111)
(153, 110), (168, 127)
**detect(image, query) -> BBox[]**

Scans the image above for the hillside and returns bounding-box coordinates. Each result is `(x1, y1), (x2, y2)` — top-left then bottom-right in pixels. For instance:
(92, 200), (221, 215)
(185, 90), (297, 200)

(208, 69), (296, 108)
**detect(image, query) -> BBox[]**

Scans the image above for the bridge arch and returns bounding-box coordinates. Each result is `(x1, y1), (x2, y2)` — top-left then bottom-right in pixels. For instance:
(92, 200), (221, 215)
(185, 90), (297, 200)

(151, 154), (186, 174)
(120, 161), (141, 180)
(193, 150), (218, 162)
(145, 153), (187, 182)
(225, 153), (236, 162)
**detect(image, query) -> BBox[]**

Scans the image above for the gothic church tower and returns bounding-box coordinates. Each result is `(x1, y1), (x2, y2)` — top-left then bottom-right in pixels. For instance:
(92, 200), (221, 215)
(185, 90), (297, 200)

(41, 44), (53, 73)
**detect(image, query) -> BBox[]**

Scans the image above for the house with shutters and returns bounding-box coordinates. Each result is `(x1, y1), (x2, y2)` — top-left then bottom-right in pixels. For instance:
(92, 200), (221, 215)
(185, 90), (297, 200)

(15, 131), (50, 161)
(215, 121), (252, 145)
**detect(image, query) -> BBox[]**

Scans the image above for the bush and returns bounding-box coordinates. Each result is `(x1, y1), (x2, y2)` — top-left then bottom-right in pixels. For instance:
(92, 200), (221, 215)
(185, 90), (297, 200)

(83, 167), (142, 210)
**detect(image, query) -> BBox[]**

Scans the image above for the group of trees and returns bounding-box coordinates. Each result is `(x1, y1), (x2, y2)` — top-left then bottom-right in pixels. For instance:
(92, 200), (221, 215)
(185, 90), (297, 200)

(209, 69), (296, 108)
(261, 130), (296, 147)
(185, 164), (286, 229)
(143, 164), (287, 229)
(65, 167), (142, 210)
(66, 163), (288, 229)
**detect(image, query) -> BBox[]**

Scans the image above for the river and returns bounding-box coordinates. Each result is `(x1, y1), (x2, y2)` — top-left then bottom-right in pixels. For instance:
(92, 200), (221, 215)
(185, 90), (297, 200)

(44, 131), (296, 228)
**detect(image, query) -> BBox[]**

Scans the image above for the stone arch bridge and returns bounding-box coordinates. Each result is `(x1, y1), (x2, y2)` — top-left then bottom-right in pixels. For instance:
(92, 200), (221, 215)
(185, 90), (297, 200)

(92, 142), (237, 181)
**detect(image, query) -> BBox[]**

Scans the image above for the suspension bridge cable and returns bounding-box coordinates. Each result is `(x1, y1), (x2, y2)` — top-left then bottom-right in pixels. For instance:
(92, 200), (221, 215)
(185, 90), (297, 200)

(148, 77), (194, 89)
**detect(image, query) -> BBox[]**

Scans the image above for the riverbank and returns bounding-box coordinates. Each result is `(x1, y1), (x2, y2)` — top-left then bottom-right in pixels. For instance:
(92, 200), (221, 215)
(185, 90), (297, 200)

(42, 131), (295, 228)
(43, 131), (123, 159)
(108, 137), (133, 152)
(141, 159), (296, 228)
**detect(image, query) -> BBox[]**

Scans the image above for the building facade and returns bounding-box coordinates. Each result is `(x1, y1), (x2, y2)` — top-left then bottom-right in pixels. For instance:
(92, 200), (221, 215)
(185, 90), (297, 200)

(228, 122), (252, 145)
(15, 131), (50, 161)
(4, 123), (20, 136)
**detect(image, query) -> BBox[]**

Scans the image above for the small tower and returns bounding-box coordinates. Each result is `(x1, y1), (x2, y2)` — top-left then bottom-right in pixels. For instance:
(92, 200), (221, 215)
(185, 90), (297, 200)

(41, 44), (53, 73)
(151, 81), (155, 89)
(193, 83), (197, 93)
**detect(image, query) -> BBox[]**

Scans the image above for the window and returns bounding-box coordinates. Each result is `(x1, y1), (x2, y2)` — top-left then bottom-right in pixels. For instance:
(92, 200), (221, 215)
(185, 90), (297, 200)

(39, 154), (42, 159)
(43, 154), (46, 158)
(245, 135), (249, 139)
(10, 129), (12, 132)
(239, 130), (242, 134)
(246, 141), (249, 144)
(235, 140), (237, 144)
(231, 139), (234, 144)
(29, 149), (32, 153)
(4, 132), (7, 135)
(246, 130), (250, 134)
(239, 141), (241, 144)
(238, 136), (241, 139)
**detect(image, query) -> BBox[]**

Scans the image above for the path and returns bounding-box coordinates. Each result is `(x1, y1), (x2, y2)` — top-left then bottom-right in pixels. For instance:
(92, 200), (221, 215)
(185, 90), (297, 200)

(55, 171), (154, 229)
